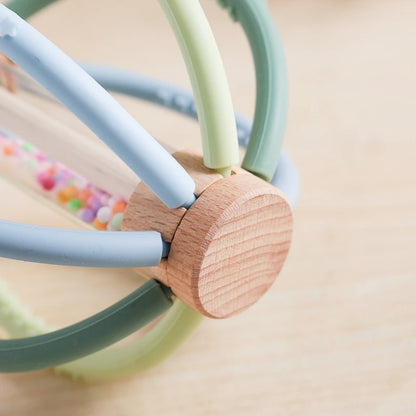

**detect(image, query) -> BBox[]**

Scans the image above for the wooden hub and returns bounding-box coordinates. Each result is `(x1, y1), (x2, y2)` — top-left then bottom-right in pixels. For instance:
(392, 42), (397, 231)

(122, 152), (293, 318)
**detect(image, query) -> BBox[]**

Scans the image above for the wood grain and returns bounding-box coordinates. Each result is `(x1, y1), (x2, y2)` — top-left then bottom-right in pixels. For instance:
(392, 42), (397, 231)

(123, 151), (292, 317)
(167, 172), (292, 318)
(122, 151), (223, 242)
(0, 0), (415, 414)
(121, 151), (223, 283)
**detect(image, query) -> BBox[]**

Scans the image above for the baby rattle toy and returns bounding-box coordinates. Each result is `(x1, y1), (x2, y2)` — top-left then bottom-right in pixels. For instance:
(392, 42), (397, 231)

(0, 0), (299, 380)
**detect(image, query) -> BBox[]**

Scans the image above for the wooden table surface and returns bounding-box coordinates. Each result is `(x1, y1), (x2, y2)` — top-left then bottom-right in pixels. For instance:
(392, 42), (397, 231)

(0, 0), (415, 414)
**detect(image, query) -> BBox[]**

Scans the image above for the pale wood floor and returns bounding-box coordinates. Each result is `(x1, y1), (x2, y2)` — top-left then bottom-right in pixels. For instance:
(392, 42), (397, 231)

(0, 0), (415, 414)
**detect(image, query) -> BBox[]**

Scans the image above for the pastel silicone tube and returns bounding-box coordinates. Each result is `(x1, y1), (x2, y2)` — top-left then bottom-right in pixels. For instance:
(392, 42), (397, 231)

(0, 4), (196, 209)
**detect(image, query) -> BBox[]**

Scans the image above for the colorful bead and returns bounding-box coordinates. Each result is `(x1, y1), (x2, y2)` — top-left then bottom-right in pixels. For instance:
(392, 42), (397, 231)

(22, 142), (34, 152)
(93, 217), (108, 231)
(112, 200), (126, 214)
(87, 195), (99, 206)
(81, 209), (96, 223)
(111, 213), (124, 230)
(97, 206), (111, 223)
(90, 200), (103, 214)
(41, 176), (55, 191)
(57, 185), (78, 204)
(77, 189), (91, 202)
(64, 185), (78, 198)
(0, 130), (128, 231)
(3, 145), (14, 156)
(36, 152), (47, 162)
(37, 171), (55, 191)
(68, 198), (83, 212)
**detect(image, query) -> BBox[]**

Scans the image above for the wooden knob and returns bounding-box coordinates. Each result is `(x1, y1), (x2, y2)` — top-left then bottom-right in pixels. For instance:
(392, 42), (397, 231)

(122, 152), (293, 318)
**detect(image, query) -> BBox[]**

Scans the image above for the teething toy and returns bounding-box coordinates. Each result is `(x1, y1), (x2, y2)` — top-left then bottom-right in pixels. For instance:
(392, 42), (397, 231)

(0, 0), (299, 379)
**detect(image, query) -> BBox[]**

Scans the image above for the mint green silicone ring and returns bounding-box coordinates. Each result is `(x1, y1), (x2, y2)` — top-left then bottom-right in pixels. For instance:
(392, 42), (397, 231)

(6, 0), (288, 181)
(2, 0), (289, 379)
(1, 0), (236, 379)
(7, 0), (240, 174)
(57, 301), (202, 380)
(218, 0), (289, 181)
(0, 279), (202, 380)
(0, 280), (173, 373)
(158, 0), (239, 175)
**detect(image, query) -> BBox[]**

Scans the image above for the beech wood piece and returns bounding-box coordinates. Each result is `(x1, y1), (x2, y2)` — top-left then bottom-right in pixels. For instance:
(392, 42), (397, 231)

(122, 151), (293, 318)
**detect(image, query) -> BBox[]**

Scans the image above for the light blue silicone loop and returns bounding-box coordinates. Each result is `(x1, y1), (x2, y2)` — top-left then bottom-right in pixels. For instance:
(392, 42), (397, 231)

(0, 5), (196, 209)
(0, 220), (167, 267)
(9, 61), (300, 207)
(0, 0), (300, 378)
(0, 66), (299, 377)
(77, 63), (299, 206)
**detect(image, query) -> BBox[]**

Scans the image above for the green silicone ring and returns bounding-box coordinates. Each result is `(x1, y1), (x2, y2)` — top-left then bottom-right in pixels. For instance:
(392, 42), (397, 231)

(1, 0), (238, 378)
(5, 0), (57, 19)
(6, 0), (289, 181)
(0, 280), (172, 373)
(6, 0), (240, 174)
(158, 0), (239, 174)
(0, 279), (203, 380)
(218, 0), (289, 181)
(57, 300), (203, 380)
(2, 0), (289, 379)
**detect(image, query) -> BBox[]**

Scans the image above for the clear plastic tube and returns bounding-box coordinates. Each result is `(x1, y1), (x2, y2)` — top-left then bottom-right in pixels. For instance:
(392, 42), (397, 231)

(0, 4), (196, 209)
(0, 59), (300, 210)
(0, 62), (299, 379)
(0, 127), (129, 231)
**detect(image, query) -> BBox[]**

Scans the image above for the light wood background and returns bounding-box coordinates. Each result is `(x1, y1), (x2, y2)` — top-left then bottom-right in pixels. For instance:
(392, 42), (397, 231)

(0, 0), (415, 414)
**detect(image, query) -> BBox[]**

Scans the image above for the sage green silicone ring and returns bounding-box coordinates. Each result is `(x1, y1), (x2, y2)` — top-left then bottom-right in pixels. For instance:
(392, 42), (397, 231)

(2, 0), (288, 379)
(0, 279), (203, 380)
(5, 0), (57, 19)
(7, 0), (240, 174)
(218, 0), (289, 181)
(158, 0), (239, 174)
(0, 280), (172, 373)
(6, 0), (288, 180)
(1, 0), (234, 378)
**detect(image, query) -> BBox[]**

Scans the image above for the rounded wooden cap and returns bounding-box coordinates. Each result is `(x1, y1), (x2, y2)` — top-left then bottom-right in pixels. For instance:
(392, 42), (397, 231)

(122, 152), (293, 319)
(166, 172), (293, 318)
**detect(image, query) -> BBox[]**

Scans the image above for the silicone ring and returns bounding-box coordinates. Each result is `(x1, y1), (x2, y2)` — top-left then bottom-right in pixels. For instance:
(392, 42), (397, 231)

(0, 60), (299, 206)
(0, 0), (251, 263)
(0, 0), (296, 378)
(0, 0), (244, 376)
(0, 4), (196, 209)
(76, 63), (299, 207)
(4, 0), (241, 173)
(6, 0), (289, 181)
(0, 279), (173, 373)
(0, 75), (299, 378)
(2, 61), (296, 204)
(4, 0), (58, 20)
(0, 1), (242, 374)
(0, 221), (167, 267)
(158, 0), (239, 174)
(218, 0), (289, 181)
